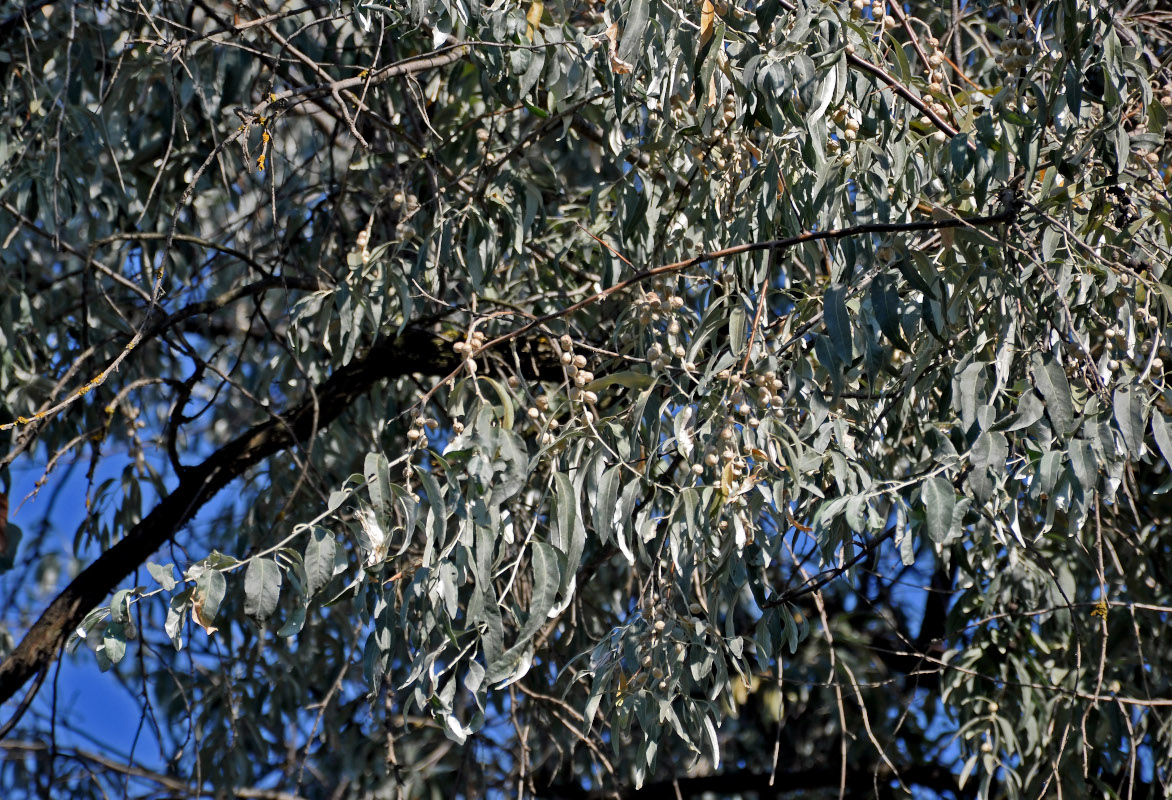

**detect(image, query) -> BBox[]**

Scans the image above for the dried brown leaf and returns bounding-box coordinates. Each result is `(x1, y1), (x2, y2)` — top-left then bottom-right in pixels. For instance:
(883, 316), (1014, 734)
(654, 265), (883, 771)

(606, 22), (634, 74)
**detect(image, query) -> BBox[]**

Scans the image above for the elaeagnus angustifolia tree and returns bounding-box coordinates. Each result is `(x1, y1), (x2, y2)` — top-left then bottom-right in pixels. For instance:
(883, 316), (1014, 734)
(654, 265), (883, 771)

(1, 0), (1171, 797)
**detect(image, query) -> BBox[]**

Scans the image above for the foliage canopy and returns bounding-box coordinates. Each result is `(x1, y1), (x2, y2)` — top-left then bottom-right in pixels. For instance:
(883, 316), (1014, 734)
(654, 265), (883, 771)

(1, 0), (1172, 797)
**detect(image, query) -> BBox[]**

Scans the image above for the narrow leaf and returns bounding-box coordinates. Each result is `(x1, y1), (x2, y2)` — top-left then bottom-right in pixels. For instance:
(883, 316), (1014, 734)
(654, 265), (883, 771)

(1031, 353), (1074, 437)
(103, 624), (127, 665)
(870, 275), (910, 351)
(593, 464), (621, 544)
(364, 452), (391, 520)
(516, 542), (560, 645)
(244, 559), (282, 620)
(304, 528), (336, 598)
(921, 476), (955, 543)
(489, 542), (561, 684)
(1113, 384), (1145, 455)
(554, 472), (585, 600)
(1068, 440), (1098, 494)
(823, 285), (853, 364)
(194, 570), (226, 634)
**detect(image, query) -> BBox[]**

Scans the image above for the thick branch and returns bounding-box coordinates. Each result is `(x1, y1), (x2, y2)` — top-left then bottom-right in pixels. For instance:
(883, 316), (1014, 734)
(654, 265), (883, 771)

(0, 327), (457, 710)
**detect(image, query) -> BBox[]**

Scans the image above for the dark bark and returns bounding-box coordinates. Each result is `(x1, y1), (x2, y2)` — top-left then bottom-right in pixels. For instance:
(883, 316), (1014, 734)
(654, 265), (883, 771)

(0, 327), (456, 708)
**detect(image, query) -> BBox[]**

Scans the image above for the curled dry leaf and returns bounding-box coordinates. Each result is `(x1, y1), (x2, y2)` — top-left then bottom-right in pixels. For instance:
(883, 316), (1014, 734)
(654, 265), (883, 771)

(606, 22), (634, 74)
(700, 0), (715, 47)
(526, 1), (543, 42)
(700, 0), (719, 106)
(191, 595), (218, 636)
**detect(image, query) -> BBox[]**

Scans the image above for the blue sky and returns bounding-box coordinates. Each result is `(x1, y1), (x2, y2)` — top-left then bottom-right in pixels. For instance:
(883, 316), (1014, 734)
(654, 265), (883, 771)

(3, 432), (250, 788)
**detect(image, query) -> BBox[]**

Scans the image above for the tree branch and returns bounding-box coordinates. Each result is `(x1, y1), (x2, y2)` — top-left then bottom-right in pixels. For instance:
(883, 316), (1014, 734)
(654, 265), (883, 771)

(762, 527), (898, 608)
(0, 739), (309, 799)
(470, 206), (1019, 376)
(0, 327), (457, 710)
